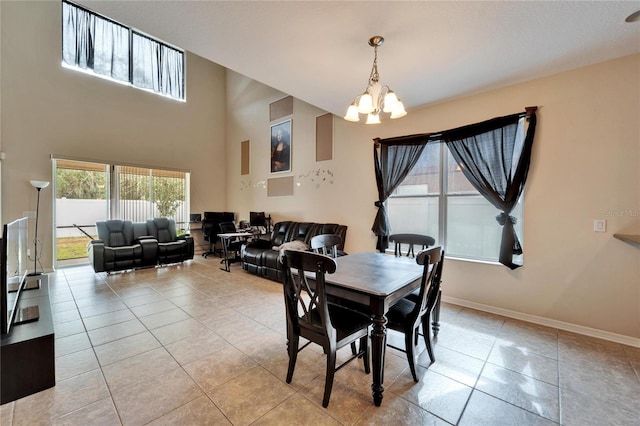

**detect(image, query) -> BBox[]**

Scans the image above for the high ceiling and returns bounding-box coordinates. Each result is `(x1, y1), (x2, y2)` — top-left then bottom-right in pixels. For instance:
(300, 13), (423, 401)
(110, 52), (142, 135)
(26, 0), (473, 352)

(77, 1), (640, 117)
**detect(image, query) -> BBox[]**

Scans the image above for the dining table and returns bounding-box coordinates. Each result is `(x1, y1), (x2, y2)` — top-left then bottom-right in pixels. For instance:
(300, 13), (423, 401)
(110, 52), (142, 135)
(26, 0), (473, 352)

(321, 251), (432, 406)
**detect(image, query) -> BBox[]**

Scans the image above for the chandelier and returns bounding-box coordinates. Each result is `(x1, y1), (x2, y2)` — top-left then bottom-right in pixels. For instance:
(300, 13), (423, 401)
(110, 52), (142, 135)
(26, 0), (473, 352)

(344, 36), (407, 124)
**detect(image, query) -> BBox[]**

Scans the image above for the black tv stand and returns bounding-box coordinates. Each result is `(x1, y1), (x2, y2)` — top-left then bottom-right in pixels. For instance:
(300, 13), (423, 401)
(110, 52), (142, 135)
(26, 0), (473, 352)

(1, 275), (55, 404)
(14, 304), (40, 324)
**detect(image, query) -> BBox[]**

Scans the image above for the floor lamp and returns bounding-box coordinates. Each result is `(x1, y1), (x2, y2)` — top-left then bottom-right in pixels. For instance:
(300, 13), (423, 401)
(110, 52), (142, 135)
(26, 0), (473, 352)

(28, 180), (50, 284)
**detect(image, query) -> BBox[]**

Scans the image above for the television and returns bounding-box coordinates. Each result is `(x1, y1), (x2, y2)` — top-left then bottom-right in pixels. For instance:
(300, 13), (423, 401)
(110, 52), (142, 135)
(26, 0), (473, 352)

(1, 217), (37, 336)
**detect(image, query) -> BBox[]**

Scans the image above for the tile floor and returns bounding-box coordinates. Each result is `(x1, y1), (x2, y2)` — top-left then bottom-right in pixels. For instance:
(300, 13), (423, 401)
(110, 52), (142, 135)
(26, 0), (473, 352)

(1, 257), (639, 425)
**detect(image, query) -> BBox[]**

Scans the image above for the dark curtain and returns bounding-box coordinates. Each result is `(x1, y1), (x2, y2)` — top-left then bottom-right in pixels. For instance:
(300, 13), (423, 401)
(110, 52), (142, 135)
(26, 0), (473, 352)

(372, 110), (537, 268)
(372, 136), (430, 251)
(444, 112), (536, 269)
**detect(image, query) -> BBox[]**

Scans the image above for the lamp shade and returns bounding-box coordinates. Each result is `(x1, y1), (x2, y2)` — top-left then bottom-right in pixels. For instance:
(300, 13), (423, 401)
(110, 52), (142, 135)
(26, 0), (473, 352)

(366, 113), (381, 124)
(344, 104), (360, 122)
(30, 180), (50, 189)
(390, 101), (407, 119)
(382, 91), (398, 113)
(357, 93), (374, 114)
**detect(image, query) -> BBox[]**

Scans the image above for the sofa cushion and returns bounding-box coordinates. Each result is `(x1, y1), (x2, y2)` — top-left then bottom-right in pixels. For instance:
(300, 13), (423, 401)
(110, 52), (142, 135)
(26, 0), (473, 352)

(97, 220), (134, 247)
(147, 218), (178, 243)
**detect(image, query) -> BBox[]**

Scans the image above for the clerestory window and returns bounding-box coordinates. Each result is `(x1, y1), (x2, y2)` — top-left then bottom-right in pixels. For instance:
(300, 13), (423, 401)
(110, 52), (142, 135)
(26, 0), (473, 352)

(62, 1), (185, 101)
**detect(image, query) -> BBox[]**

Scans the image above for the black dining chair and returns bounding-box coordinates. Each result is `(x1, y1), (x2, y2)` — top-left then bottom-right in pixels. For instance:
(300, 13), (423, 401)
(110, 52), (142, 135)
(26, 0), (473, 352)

(310, 234), (342, 258)
(389, 233), (436, 257)
(281, 249), (371, 407)
(386, 246), (444, 382)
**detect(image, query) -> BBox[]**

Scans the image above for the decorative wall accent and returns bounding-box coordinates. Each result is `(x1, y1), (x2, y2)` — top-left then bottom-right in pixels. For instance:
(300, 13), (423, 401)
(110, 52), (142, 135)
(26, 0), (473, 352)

(240, 140), (250, 175)
(268, 176), (294, 197)
(297, 169), (334, 188)
(269, 96), (293, 122)
(316, 113), (333, 161)
(240, 179), (266, 191)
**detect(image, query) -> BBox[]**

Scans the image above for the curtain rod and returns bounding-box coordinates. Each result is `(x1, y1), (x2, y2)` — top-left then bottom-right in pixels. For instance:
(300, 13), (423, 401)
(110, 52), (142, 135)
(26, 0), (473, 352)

(374, 106), (538, 147)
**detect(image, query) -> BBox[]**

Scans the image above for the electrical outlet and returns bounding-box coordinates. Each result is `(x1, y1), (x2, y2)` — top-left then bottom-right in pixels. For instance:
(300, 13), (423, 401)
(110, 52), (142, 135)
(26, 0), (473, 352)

(27, 248), (31, 257)
(593, 219), (606, 232)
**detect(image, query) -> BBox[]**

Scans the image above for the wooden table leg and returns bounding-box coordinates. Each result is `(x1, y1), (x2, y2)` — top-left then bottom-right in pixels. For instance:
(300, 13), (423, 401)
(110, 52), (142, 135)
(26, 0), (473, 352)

(370, 313), (387, 406)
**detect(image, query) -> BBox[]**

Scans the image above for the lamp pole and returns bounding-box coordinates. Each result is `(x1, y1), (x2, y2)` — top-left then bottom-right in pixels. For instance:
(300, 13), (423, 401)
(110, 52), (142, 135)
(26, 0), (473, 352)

(29, 180), (50, 276)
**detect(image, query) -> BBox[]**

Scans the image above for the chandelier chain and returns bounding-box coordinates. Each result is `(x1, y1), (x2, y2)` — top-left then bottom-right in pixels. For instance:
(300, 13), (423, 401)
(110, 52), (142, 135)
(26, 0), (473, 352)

(369, 46), (380, 84)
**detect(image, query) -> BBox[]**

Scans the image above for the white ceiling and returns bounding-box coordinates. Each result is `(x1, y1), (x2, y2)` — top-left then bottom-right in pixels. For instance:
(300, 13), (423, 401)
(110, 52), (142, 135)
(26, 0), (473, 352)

(77, 1), (640, 117)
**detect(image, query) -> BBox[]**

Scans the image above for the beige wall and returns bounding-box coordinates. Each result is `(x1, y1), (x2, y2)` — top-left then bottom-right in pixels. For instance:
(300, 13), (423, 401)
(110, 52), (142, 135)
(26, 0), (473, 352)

(0, 1), (227, 268)
(226, 55), (640, 340)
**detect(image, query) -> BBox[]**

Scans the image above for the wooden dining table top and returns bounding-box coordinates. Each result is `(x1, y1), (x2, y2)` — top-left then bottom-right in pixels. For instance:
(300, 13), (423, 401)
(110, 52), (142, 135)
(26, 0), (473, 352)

(326, 251), (423, 296)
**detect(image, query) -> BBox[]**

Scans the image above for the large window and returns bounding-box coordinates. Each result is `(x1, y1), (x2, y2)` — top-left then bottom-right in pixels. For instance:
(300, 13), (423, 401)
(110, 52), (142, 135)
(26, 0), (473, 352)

(387, 143), (524, 264)
(53, 158), (190, 267)
(62, 1), (185, 101)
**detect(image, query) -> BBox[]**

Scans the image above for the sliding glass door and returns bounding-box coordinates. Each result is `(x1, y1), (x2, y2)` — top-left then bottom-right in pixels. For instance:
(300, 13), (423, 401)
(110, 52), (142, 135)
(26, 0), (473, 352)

(54, 159), (109, 267)
(53, 158), (190, 268)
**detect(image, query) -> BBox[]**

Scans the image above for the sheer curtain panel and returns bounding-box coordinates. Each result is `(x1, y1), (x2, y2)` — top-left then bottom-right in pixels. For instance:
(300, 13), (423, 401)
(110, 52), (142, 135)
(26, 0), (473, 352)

(444, 112), (536, 269)
(372, 137), (429, 251)
(133, 33), (184, 100)
(62, 1), (129, 82)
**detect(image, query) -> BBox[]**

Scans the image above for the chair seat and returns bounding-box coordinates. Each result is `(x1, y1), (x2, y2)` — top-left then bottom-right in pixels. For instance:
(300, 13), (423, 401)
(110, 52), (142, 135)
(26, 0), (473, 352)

(386, 298), (417, 328)
(307, 305), (371, 341)
(405, 288), (420, 303)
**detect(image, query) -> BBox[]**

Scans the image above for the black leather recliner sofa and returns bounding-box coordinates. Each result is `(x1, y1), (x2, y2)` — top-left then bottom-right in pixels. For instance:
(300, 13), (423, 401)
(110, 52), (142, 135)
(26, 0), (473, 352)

(88, 218), (194, 273)
(242, 221), (347, 282)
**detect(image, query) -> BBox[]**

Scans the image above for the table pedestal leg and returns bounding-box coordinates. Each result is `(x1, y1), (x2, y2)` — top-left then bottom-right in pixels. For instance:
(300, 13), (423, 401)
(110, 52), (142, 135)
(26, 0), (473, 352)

(370, 313), (387, 406)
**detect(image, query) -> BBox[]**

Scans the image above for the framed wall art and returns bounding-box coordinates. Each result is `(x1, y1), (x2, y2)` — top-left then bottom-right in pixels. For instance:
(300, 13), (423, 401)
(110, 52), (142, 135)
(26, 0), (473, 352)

(270, 119), (292, 173)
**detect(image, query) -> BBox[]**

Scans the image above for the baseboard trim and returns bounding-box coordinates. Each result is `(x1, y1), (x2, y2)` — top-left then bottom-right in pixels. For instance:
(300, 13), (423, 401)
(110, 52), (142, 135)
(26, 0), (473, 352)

(442, 296), (640, 349)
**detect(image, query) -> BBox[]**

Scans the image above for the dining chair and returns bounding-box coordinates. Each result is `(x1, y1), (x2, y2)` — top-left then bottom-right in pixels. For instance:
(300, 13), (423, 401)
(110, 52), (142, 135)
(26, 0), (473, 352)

(388, 233), (436, 257)
(281, 249), (371, 407)
(386, 246), (444, 382)
(310, 234), (342, 258)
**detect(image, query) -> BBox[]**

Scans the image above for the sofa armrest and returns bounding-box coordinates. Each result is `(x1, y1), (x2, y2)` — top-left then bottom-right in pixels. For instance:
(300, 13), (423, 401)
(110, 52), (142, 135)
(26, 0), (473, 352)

(139, 238), (159, 265)
(87, 240), (105, 273)
(179, 234), (195, 259)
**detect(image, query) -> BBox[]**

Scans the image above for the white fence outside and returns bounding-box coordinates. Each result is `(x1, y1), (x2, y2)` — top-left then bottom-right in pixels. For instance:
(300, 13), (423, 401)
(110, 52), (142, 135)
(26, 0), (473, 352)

(56, 199), (187, 238)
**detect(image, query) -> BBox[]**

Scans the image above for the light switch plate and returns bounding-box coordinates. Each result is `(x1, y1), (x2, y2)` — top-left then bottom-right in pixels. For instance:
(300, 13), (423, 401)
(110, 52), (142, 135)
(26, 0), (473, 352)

(594, 219), (606, 232)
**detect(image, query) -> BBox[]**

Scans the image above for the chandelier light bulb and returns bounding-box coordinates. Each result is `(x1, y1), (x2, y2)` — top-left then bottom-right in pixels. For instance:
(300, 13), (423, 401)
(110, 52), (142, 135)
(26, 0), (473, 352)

(357, 93), (374, 114)
(366, 113), (381, 124)
(382, 90), (398, 113)
(344, 104), (360, 122)
(345, 36), (407, 124)
(390, 100), (407, 119)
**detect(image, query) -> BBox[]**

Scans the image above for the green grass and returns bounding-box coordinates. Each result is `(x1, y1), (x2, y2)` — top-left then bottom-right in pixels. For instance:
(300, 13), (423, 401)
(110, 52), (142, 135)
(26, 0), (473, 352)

(57, 236), (95, 260)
